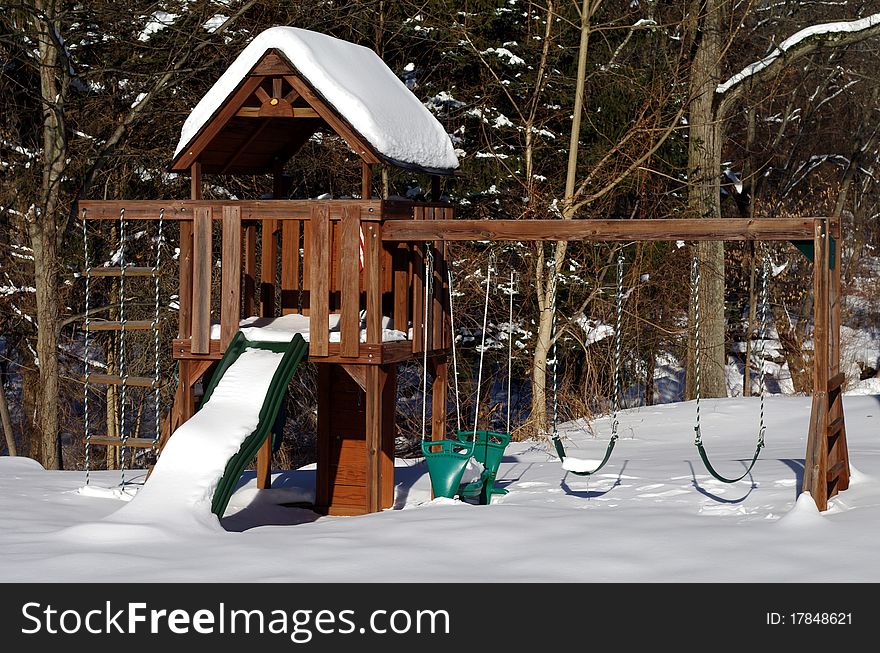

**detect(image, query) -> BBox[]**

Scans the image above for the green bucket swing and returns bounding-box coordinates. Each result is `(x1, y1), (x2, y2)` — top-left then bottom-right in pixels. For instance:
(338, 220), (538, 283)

(420, 250), (512, 504)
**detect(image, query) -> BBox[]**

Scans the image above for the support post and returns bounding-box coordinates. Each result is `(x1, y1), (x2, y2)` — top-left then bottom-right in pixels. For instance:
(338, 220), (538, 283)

(220, 206), (241, 348)
(804, 218), (830, 510)
(191, 206), (212, 354)
(430, 357), (448, 440)
(256, 435), (272, 490)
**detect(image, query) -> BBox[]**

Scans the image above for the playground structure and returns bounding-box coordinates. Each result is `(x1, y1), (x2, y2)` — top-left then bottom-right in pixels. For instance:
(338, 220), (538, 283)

(78, 27), (850, 516)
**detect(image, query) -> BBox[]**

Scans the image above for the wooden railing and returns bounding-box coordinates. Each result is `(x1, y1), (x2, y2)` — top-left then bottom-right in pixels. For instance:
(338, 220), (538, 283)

(80, 199), (455, 363)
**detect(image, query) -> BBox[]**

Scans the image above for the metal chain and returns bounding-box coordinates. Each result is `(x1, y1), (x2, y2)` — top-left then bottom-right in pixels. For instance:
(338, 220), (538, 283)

(756, 254), (770, 447)
(447, 267), (462, 432)
(550, 311), (559, 442)
(610, 254), (624, 439)
(151, 209), (165, 452)
(506, 270), (515, 435)
(691, 254), (702, 446)
(472, 254), (494, 439)
(420, 243), (434, 441)
(81, 209), (92, 486)
(118, 208), (128, 485)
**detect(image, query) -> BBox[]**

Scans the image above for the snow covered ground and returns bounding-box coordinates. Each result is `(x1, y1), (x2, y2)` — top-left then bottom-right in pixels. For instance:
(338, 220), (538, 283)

(0, 394), (877, 582)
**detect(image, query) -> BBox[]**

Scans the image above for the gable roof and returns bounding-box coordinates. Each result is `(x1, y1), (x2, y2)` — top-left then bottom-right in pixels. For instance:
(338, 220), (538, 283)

(171, 26), (459, 175)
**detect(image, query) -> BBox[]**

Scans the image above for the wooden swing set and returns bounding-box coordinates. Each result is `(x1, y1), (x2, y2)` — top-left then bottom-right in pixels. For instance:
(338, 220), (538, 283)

(77, 40), (849, 515)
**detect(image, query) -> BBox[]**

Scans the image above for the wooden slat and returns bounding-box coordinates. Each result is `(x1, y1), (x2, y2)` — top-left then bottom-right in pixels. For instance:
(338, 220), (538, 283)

(392, 244), (409, 333)
(280, 219), (301, 315)
(827, 415), (845, 441)
(411, 208), (425, 354)
(340, 205), (361, 357)
(191, 206), (213, 354)
(826, 459), (847, 481)
(84, 374), (158, 388)
(85, 320), (158, 332)
(827, 372), (845, 395)
(365, 222), (382, 345)
(309, 204), (330, 356)
(431, 358), (448, 440)
(234, 106), (319, 118)
(220, 206), (242, 348)
(260, 219), (277, 317)
(243, 224), (257, 317)
(78, 200), (387, 221)
(382, 218), (822, 242)
(86, 436), (158, 449)
(87, 267), (157, 277)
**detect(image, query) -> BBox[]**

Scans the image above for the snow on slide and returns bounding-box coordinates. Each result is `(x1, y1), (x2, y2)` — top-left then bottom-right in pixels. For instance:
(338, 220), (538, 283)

(68, 348), (286, 536)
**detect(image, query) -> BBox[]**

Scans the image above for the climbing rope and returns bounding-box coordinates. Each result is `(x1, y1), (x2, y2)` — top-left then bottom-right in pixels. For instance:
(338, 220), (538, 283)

(447, 267), (462, 432)
(691, 251), (766, 483)
(150, 209), (165, 456)
(118, 208), (129, 486)
(81, 209), (93, 486)
(551, 253), (625, 476)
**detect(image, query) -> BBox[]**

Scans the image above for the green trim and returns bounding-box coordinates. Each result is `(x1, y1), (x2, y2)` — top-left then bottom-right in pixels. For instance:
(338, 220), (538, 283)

(206, 333), (309, 517)
(790, 237), (836, 269)
(791, 240), (813, 262)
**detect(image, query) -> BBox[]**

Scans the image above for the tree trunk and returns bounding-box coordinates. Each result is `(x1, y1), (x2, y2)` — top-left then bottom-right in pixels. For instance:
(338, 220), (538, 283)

(27, 218), (62, 468)
(685, 0), (727, 399)
(0, 373), (16, 456)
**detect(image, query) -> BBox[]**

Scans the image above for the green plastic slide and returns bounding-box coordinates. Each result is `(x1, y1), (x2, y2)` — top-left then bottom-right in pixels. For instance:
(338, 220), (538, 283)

(204, 332), (309, 517)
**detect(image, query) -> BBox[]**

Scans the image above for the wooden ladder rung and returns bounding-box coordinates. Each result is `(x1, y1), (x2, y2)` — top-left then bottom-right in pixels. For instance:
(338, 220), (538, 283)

(827, 372), (845, 396)
(83, 374), (158, 388)
(86, 436), (158, 449)
(85, 320), (159, 332)
(826, 459), (848, 482)
(87, 267), (157, 277)
(827, 415), (845, 441)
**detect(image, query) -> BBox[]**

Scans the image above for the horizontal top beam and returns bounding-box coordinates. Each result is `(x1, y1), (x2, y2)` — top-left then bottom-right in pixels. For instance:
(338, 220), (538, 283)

(381, 218), (836, 242)
(77, 199), (441, 221)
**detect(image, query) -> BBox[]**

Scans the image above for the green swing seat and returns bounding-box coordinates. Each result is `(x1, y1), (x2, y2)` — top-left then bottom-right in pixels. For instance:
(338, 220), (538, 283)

(421, 429), (510, 505)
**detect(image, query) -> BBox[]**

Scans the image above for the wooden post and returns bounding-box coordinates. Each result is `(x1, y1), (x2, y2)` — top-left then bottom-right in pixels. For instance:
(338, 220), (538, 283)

(220, 206), (241, 348)
(803, 218), (830, 510)
(340, 206), (361, 356)
(243, 223), (256, 317)
(829, 229), (850, 492)
(430, 358), (448, 440)
(191, 206), (212, 354)
(365, 365), (386, 513)
(309, 204), (330, 356)
(380, 364), (397, 510)
(256, 435), (272, 490)
(260, 220), (276, 317)
(362, 162), (372, 200)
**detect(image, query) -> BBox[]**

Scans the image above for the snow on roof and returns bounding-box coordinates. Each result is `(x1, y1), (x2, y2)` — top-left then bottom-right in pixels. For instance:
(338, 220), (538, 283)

(174, 26), (459, 173)
(717, 13), (880, 95)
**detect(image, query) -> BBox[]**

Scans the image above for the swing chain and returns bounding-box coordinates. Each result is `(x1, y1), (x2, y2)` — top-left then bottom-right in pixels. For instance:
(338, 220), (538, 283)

(610, 253), (624, 440)
(756, 254), (770, 449)
(119, 207), (129, 485)
(81, 209), (92, 485)
(151, 209), (165, 452)
(691, 254), (702, 447)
